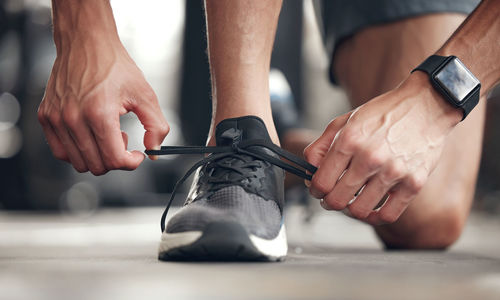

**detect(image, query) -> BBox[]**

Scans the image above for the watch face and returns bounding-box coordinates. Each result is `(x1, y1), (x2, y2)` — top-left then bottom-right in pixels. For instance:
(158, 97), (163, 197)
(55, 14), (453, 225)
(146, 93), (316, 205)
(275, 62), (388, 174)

(434, 58), (480, 103)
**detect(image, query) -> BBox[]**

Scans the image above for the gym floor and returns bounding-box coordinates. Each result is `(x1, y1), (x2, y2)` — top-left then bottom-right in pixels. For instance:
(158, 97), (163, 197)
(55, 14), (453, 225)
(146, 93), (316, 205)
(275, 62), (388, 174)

(1, 206), (499, 300)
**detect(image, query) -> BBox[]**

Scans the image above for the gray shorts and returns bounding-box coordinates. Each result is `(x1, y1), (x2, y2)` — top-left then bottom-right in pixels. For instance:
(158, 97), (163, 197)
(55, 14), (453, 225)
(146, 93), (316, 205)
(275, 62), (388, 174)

(314, 0), (481, 84)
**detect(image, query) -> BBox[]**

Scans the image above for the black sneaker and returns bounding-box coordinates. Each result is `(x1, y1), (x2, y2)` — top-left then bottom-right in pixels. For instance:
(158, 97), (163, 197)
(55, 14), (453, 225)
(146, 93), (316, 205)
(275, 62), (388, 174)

(146, 116), (316, 261)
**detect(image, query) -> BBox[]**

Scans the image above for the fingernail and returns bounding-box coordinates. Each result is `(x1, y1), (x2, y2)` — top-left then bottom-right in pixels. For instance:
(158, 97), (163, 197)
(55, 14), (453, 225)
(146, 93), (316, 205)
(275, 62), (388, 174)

(148, 146), (159, 161)
(320, 199), (331, 210)
(310, 187), (324, 199)
(128, 150), (146, 161)
(342, 208), (352, 217)
(304, 179), (311, 187)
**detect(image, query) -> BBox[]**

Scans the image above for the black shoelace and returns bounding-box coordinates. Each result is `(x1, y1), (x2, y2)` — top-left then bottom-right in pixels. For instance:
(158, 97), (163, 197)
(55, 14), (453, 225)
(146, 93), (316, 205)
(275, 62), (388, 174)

(146, 138), (317, 232)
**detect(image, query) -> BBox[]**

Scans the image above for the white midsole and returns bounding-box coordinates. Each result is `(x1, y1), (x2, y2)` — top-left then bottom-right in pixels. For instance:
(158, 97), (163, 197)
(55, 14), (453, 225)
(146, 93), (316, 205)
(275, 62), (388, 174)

(158, 225), (288, 258)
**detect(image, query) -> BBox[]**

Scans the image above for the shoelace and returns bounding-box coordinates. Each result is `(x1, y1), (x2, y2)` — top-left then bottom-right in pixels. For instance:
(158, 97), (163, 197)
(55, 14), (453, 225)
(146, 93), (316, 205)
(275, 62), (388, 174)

(146, 138), (317, 232)
(202, 154), (264, 192)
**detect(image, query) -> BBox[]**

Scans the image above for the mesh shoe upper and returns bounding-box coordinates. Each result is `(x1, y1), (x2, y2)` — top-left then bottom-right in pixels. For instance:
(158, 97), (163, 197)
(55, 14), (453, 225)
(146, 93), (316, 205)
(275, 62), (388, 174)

(165, 116), (285, 239)
(166, 186), (282, 239)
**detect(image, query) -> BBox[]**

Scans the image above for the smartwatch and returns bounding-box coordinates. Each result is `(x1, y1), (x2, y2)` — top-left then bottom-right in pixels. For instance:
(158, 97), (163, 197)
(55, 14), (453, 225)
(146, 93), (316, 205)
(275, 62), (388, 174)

(411, 55), (481, 120)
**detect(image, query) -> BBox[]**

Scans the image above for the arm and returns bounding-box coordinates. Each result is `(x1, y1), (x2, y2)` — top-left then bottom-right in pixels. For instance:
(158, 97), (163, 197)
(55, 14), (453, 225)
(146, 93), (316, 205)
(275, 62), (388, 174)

(38, 0), (169, 175)
(437, 0), (500, 93)
(305, 0), (500, 224)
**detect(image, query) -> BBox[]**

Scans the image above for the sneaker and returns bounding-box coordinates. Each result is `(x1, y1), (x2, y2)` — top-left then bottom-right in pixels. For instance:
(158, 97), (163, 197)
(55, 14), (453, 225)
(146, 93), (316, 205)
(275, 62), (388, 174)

(147, 116), (316, 261)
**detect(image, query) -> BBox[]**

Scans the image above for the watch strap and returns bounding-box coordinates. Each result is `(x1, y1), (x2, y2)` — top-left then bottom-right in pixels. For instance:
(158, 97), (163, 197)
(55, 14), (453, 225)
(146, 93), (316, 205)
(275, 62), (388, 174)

(412, 55), (448, 75)
(460, 85), (480, 119)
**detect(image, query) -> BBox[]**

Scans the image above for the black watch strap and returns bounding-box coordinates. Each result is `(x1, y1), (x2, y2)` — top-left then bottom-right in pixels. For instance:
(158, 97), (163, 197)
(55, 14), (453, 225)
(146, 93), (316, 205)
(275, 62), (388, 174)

(413, 55), (447, 74)
(458, 83), (480, 120)
(412, 55), (480, 120)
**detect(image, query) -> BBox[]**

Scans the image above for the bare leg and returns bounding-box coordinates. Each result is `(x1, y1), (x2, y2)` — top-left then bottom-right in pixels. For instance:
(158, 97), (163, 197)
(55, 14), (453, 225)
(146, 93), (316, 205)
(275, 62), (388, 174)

(333, 13), (486, 248)
(204, 0), (282, 145)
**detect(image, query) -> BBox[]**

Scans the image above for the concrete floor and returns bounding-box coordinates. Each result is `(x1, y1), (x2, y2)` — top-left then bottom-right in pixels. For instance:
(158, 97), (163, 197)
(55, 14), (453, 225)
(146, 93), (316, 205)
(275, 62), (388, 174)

(1, 206), (500, 300)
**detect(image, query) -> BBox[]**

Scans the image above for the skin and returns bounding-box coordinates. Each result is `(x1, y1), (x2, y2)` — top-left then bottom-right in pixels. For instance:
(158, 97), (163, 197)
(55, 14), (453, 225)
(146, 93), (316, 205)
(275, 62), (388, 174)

(204, 0), (283, 146)
(40, 0), (500, 248)
(39, 0), (169, 175)
(328, 14), (487, 248)
(303, 1), (499, 247)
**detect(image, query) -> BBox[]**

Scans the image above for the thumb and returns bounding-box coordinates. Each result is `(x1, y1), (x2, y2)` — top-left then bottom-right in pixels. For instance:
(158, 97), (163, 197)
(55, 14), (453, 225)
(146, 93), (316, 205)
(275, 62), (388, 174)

(304, 111), (352, 167)
(129, 97), (169, 160)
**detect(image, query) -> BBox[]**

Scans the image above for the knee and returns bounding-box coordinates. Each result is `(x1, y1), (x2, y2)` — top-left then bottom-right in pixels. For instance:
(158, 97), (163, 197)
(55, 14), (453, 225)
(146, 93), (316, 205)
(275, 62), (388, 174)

(377, 205), (468, 250)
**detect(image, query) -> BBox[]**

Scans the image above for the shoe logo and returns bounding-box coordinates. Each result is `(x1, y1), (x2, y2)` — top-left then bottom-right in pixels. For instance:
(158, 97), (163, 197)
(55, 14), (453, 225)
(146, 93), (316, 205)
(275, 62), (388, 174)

(220, 128), (242, 142)
(221, 128), (243, 152)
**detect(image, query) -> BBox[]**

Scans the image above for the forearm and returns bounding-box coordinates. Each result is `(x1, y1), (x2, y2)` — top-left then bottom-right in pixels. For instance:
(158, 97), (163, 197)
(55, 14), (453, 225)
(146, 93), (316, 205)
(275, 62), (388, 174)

(51, 0), (120, 54)
(437, 0), (500, 93)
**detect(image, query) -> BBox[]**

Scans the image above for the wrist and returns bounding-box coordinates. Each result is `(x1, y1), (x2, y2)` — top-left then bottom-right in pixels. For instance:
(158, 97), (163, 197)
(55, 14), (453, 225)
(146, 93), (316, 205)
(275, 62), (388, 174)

(52, 0), (121, 51)
(401, 71), (462, 129)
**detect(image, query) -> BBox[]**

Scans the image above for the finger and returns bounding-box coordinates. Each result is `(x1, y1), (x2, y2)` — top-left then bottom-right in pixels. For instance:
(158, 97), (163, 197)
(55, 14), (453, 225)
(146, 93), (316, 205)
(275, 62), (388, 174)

(128, 96), (169, 160)
(89, 112), (145, 171)
(309, 148), (352, 199)
(303, 112), (352, 167)
(347, 160), (406, 219)
(121, 131), (129, 149)
(346, 176), (392, 220)
(368, 170), (427, 225)
(304, 172), (311, 187)
(67, 123), (107, 176)
(322, 133), (391, 208)
(322, 162), (369, 211)
(50, 119), (88, 173)
(39, 116), (69, 162)
(364, 185), (415, 225)
(306, 113), (356, 199)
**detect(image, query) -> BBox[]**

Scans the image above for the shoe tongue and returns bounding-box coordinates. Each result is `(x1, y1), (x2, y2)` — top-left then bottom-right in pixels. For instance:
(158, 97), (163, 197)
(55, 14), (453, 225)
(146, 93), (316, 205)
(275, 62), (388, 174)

(215, 116), (271, 147)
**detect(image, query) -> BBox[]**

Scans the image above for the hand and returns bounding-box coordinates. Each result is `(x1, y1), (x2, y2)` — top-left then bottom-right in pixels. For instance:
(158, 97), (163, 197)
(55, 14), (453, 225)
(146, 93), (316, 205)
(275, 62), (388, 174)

(38, 34), (169, 175)
(304, 72), (462, 225)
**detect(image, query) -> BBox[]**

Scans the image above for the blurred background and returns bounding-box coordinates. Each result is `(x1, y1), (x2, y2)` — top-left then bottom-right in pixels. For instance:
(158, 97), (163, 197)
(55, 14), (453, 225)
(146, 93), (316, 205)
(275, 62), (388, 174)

(0, 0), (499, 217)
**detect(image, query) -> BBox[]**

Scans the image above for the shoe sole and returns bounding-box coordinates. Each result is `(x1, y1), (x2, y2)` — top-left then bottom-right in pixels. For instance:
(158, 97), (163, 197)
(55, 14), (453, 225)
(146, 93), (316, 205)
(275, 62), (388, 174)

(158, 221), (287, 262)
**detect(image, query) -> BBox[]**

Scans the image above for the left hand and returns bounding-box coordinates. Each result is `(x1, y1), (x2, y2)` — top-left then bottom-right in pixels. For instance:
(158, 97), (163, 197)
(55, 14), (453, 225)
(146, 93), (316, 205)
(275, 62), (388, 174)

(304, 72), (462, 225)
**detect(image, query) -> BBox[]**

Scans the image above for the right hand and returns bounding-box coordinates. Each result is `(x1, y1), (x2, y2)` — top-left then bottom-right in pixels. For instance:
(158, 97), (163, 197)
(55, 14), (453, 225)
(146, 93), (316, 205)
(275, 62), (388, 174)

(38, 35), (169, 175)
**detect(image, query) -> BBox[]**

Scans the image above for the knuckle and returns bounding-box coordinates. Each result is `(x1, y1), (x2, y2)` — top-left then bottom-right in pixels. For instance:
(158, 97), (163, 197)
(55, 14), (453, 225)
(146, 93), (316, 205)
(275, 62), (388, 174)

(159, 122), (170, 136)
(87, 160), (107, 175)
(336, 129), (361, 153)
(142, 87), (158, 102)
(48, 113), (63, 127)
(348, 205), (370, 219)
(362, 151), (386, 171)
(303, 145), (316, 161)
(324, 196), (347, 210)
(37, 108), (48, 124)
(382, 162), (405, 183)
(379, 211), (398, 224)
(406, 173), (427, 193)
(73, 165), (88, 173)
(62, 108), (80, 128)
(83, 104), (109, 120)
(90, 168), (108, 176)
(311, 177), (332, 196)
